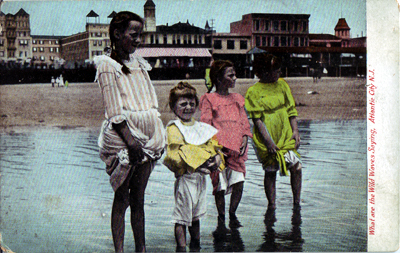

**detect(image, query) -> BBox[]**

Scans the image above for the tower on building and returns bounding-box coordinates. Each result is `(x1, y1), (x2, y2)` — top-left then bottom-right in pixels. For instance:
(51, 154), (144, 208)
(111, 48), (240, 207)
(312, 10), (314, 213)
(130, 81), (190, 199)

(144, 0), (156, 32)
(335, 18), (350, 39)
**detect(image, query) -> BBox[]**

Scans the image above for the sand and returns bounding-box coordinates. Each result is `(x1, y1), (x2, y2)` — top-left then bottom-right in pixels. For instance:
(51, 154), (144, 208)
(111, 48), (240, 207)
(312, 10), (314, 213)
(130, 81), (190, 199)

(0, 77), (366, 130)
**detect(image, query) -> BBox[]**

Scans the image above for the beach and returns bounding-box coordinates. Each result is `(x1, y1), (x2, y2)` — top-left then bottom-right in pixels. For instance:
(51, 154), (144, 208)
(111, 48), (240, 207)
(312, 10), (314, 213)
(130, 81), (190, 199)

(0, 77), (366, 130)
(0, 77), (368, 253)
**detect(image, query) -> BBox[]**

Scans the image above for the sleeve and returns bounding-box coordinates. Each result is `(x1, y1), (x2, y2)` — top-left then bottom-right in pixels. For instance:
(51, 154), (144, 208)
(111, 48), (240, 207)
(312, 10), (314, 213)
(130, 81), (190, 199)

(199, 94), (213, 125)
(97, 63), (126, 124)
(282, 80), (298, 118)
(163, 125), (215, 174)
(245, 86), (264, 119)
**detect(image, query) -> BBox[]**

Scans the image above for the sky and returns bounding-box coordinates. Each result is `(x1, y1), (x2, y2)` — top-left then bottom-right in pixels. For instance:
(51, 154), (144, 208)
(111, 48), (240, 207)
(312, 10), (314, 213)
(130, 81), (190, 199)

(1, 0), (366, 38)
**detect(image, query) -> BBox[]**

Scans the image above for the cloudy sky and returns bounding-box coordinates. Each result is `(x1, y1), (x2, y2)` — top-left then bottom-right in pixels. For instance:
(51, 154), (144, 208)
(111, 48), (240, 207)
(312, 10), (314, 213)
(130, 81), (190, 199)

(1, 0), (366, 37)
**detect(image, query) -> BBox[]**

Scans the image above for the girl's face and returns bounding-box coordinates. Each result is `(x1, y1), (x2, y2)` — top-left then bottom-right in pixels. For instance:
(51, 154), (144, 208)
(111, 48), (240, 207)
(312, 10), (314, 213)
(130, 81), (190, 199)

(219, 66), (237, 89)
(115, 20), (143, 56)
(259, 68), (281, 83)
(174, 97), (197, 122)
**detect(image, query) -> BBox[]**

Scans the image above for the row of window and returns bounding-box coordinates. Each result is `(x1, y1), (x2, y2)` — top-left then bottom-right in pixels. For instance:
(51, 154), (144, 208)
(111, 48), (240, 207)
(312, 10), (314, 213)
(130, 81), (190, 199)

(32, 39), (59, 45)
(253, 20), (308, 32)
(255, 36), (308, 47)
(146, 34), (204, 45)
(214, 40), (248, 50)
(32, 47), (59, 53)
(32, 55), (56, 61)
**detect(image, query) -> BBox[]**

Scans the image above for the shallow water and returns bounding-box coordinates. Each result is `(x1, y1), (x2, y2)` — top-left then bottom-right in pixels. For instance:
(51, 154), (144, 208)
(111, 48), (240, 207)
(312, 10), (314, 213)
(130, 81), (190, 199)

(0, 120), (367, 252)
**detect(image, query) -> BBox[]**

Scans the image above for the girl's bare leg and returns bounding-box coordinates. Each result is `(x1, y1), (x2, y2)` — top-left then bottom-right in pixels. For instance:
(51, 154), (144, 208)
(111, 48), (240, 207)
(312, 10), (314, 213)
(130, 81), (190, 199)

(215, 191), (226, 225)
(175, 224), (187, 249)
(229, 181), (244, 216)
(111, 178), (130, 253)
(290, 164), (302, 207)
(264, 171), (277, 210)
(188, 220), (200, 249)
(129, 162), (153, 252)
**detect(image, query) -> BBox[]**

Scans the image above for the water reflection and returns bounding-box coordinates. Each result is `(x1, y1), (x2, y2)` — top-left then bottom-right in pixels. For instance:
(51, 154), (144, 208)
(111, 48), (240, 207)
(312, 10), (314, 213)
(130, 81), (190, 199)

(258, 207), (303, 252)
(0, 120), (367, 252)
(212, 224), (245, 252)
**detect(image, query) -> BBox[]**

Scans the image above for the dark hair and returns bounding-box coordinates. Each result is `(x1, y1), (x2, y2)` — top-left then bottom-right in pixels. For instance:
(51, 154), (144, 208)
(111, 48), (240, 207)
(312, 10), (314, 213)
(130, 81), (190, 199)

(109, 11), (144, 74)
(208, 60), (234, 93)
(253, 53), (282, 77)
(169, 81), (199, 111)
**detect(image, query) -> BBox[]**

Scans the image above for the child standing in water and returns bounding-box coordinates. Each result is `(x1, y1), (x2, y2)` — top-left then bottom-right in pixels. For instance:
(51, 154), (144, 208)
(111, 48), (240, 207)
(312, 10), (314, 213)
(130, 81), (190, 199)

(199, 60), (253, 228)
(245, 53), (302, 210)
(163, 82), (225, 251)
(94, 12), (165, 252)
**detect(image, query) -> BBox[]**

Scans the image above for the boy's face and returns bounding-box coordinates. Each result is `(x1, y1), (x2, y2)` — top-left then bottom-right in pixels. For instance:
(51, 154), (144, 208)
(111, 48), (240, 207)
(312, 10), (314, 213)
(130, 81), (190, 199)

(174, 97), (197, 122)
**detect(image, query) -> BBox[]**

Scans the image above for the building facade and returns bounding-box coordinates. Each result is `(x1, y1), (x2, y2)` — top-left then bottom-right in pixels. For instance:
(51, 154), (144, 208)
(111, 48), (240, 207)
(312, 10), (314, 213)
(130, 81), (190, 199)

(31, 35), (64, 69)
(0, 8), (33, 67)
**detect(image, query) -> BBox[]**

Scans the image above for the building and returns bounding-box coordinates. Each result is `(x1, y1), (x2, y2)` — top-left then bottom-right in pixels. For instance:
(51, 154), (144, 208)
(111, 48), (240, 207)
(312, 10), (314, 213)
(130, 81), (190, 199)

(31, 35), (64, 69)
(0, 8), (32, 67)
(60, 11), (111, 68)
(230, 13), (311, 49)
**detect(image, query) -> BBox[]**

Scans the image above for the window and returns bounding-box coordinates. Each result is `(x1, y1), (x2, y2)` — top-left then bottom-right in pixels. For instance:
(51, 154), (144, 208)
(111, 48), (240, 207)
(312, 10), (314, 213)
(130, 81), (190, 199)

(264, 20), (270, 31)
(255, 36), (260, 47)
(93, 40), (97, 46)
(253, 20), (260, 31)
(33, 47), (37, 52)
(214, 40), (222, 49)
(300, 37), (305, 46)
(164, 34), (167, 44)
(183, 35), (187, 45)
(150, 34), (154, 44)
(0, 40), (3, 46)
(50, 56), (54, 61)
(49, 41), (52, 44)
(50, 48), (54, 52)
(19, 51), (23, 57)
(39, 40), (43, 44)
(240, 40), (247, 50)
(99, 41), (102, 46)
(227, 40), (235, 50)
(273, 21), (279, 31)
(274, 37), (279, 47)
(281, 21), (287, 31)
(155, 35), (159, 44)
(293, 21), (298, 32)
(177, 35), (181, 45)
(262, 36), (267, 46)
(39, 47), (44, 52)
(302, 21), (307, 32)
(281, 36), (287, 46)
(294, 37), (299, 47)
(0, 51), (4, 57)
(55, 40), (59, 45)
(40, 56), (45, 61)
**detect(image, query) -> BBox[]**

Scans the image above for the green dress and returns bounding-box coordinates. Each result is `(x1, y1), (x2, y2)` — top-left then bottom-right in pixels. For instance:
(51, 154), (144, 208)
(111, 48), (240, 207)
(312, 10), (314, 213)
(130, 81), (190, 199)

(245, 78), (300, 176)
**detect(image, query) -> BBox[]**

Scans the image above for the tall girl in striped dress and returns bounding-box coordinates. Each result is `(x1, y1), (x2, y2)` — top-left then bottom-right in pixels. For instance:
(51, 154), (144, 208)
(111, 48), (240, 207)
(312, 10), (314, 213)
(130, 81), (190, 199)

(94, 12), (165, 253)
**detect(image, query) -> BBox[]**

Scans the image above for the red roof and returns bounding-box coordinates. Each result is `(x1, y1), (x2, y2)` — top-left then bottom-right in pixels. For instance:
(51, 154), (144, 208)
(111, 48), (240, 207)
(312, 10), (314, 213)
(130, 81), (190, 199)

(335, 18), (350, 30)
(134, 48), (212, 57)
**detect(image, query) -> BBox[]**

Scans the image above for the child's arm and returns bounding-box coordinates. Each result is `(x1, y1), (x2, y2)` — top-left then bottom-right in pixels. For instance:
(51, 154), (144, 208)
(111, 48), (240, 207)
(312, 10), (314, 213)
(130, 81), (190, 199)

(253, 118), (279, 154)
(197, 154), (222, 174)
(112, 121), (144, 164)
(239, 136), (248, 156)
(289, 116), (301, 149)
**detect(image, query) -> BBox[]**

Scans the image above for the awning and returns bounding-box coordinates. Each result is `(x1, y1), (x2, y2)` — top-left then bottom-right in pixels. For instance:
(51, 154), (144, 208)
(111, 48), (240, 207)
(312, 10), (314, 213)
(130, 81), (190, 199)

(134, 48), (212, 57)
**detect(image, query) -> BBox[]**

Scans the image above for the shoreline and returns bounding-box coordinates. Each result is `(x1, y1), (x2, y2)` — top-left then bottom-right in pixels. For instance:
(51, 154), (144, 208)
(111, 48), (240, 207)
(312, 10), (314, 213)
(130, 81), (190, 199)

(0, 77), (367, 131)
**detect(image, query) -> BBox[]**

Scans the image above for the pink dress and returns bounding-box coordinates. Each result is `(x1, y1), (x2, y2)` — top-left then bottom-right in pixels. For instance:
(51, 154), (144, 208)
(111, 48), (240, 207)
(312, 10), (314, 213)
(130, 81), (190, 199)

(199, 92), (253, 174)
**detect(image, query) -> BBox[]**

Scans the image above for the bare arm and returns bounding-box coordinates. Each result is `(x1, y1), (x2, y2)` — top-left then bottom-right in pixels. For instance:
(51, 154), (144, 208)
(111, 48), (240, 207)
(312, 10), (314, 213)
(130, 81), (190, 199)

(253, 118), (279, 154)
(289, 116), (301, 149)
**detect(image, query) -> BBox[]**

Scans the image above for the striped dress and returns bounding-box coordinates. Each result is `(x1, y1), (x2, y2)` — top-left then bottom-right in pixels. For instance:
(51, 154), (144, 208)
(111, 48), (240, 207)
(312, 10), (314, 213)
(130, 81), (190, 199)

(94, 54), (165, 191)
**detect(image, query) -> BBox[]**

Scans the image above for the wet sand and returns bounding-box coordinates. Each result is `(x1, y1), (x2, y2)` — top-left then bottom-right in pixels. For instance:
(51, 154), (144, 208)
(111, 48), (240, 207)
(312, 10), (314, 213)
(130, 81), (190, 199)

(0, 77), (366, 130)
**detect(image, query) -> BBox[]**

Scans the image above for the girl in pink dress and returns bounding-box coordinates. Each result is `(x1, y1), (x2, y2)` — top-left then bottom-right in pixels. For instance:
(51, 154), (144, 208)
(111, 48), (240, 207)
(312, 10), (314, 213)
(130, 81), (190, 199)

(199, 60), (253, 228)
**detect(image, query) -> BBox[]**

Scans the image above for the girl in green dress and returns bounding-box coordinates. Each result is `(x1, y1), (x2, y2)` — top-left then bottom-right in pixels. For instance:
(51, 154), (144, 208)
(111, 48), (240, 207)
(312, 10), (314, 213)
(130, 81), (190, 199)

(245, 53), (302, 210)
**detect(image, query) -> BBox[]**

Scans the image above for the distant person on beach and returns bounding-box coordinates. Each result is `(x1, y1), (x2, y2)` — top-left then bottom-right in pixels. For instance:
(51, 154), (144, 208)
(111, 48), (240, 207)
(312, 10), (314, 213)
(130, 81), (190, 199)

(93, 11), (165, 253)
(163, 82), (225, 252)
(51, 76), (55, 87)
(199, 60), (253, 229)
(245, 53), (302, 211)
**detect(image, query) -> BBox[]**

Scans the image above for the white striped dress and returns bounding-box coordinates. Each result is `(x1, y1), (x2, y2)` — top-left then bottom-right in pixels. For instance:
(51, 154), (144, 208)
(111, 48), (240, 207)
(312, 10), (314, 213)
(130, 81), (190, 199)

(94, 54), (165, 191)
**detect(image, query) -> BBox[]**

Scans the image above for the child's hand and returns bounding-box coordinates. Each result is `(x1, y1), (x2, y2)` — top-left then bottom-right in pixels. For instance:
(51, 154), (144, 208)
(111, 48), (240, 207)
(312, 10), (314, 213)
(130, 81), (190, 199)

(127, 142), (144, 165)
(266, 140), (279, 154)
(290, 130), (301, 149)
(239, 136), (248, 156)
(197, 167), (211, 175)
